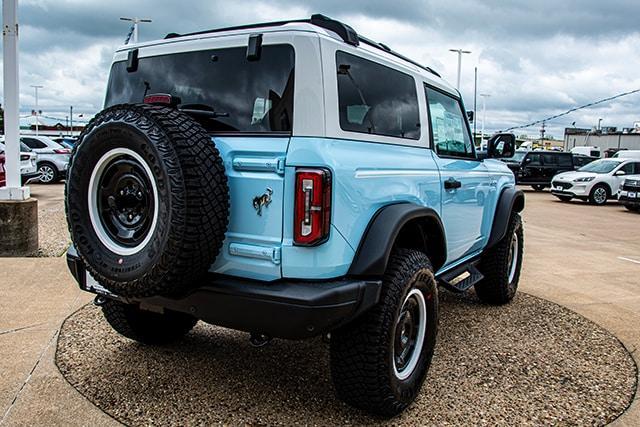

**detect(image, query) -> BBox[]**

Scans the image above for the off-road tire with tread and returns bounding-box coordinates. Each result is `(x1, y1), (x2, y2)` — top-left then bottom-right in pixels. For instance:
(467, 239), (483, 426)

(102, 299), (198, 344)
(330, 249), (438, 417)
(475, 213), (523, 305)
(66, 104), (229, 298)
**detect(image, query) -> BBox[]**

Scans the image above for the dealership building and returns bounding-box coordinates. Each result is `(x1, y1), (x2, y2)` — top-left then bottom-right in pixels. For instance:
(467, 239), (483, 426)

(563, 124), (640, 153)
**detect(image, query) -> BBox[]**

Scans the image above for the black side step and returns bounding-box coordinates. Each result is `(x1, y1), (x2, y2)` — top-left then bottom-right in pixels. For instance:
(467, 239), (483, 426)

(438, 263), (484, 293)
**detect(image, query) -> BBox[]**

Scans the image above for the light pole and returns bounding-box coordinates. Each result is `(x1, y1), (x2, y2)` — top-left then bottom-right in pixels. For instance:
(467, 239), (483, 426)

(449, 48), (471, 90)
(598, 118), (603, 131)
(31, 84), (43, 135)
(120, 17), (152, 44)
(480, 93), (491, 145)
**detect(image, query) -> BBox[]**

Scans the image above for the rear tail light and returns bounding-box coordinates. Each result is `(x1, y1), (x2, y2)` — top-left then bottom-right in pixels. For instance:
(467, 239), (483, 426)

(54, 148), (71, 154)
(294, 168), (332, 246)
(20, 154), (29, 161)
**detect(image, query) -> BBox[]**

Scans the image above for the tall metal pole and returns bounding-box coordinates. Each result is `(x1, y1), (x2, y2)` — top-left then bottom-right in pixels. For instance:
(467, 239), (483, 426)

(480, 93), (491, 146)
(449, 48), (471, 90)
(2, 0), (28, 199)
(31, 84), (43, 135)
(70, 105), (73, 136)
(473, 67), (478, 143)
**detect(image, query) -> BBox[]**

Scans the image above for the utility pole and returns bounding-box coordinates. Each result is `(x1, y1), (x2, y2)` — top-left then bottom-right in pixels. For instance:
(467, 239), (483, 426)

(540, 121), (546, 147)
(480, 93), (491, 146)
(449, 48), (471, 90)
(30, 84), (43, 135)
(120, 17), (152, 44)
(69, 106), (73, 136)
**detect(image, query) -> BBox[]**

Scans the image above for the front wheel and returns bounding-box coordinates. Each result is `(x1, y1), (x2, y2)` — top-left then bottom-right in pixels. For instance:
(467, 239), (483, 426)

(330, 249), (438, 417)
(589, 184), (609, 205)
(475, 213), (523, 305)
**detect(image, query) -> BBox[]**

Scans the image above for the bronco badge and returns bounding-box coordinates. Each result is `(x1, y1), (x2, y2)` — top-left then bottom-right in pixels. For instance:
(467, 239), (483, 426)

(253, 187), (273, 216)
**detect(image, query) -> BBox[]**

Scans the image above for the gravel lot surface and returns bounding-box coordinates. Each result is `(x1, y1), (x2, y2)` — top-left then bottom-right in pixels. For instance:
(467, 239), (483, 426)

(30, 184), (70, 257)
(56, 292), (636, 426)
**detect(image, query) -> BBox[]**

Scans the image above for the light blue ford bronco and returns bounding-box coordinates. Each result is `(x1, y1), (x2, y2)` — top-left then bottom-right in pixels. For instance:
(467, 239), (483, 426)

(65, 15), (524, 416)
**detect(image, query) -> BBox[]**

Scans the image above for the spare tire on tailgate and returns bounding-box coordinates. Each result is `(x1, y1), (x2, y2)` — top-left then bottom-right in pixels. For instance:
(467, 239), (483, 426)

(66, 104), (229, 298)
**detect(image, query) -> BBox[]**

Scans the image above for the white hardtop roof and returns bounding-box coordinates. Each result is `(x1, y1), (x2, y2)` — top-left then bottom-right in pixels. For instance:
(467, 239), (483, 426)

(115, 20), (455, 92)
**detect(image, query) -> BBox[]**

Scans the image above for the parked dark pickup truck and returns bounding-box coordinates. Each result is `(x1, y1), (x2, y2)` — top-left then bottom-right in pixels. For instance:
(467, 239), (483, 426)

(501, 150), (597, 191)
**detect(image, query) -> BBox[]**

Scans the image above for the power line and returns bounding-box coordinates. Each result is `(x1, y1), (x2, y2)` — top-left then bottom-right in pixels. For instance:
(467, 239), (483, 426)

(502, 88), (640, 132)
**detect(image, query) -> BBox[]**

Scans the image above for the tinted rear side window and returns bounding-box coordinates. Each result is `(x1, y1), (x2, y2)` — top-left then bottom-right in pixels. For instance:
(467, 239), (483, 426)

(557, 154), (573, 166)
(336, 51), (420, 140)
(105, 45), (295, 133)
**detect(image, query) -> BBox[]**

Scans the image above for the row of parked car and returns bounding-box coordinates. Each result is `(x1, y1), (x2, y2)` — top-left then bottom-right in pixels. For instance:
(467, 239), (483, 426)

(501, 148), (640, 210)
(0, 135), (76, 186)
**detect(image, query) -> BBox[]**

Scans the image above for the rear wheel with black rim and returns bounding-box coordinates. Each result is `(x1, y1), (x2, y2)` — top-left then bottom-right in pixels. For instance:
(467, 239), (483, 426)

(330, 249), (438, 417)
(589, 184), (609, 205)
(38, 162), (58, 184)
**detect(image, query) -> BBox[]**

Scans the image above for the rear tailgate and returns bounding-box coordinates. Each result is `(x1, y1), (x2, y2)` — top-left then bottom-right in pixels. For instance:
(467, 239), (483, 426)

(209, 136), (289, 281)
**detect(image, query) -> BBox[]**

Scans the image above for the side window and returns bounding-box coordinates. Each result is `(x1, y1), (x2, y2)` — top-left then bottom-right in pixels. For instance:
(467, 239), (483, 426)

(542, 154), (558, 165)
(424, 86), (474, 158)
(21, 138), (47, 149)
(336, 51), (420, 140)
(527, 153), (542, 166)
(558, 155), (573, 167)
(620, 162), (635, 174)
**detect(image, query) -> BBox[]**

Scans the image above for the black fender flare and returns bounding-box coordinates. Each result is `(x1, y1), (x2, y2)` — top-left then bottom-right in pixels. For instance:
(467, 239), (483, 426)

(348, 204), (446, 277)
(486, 186), (525, 249)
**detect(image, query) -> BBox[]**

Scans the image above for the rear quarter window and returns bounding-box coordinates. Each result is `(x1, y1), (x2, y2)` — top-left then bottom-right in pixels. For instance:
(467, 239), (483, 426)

(336, 51), (420, 140)
(105, 45), (295, 134)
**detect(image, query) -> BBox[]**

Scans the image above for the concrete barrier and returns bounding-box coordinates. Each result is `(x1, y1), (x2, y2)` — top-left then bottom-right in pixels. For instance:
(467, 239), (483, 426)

(0, 198), (38, 256)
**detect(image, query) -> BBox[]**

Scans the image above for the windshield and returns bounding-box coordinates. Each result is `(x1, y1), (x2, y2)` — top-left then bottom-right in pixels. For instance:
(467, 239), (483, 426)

(105, 45), (295, 134)
(578, 159), (621, 174)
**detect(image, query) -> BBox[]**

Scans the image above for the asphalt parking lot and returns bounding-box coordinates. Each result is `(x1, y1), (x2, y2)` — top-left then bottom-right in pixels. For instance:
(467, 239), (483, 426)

(1, 184), (639, 425)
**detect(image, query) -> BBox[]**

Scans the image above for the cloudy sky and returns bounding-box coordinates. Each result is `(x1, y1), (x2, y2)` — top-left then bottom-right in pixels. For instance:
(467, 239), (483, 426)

(2, 0), (640, 137)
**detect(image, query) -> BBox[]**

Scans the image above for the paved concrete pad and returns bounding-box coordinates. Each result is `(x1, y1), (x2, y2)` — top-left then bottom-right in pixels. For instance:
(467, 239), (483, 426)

(0, 188), (638, 425)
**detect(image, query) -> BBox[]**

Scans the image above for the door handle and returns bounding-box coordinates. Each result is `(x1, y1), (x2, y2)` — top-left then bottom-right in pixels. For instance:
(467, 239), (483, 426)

(444, 177), (462, 190)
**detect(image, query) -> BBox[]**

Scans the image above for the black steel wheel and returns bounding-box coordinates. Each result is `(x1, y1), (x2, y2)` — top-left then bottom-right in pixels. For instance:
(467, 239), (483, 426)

(66, 104), (229, 298)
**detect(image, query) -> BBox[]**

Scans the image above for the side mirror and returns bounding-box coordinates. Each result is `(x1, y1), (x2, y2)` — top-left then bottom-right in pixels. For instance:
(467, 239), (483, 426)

(466, 111), (475, 123)
(487, 133), (516, 158)
(614, 170), (626, 176)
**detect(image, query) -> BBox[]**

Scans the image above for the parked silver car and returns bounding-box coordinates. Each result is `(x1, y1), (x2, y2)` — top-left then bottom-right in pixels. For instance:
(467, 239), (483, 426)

(19, 135), (71, 183)
(0, 140), (39, 184)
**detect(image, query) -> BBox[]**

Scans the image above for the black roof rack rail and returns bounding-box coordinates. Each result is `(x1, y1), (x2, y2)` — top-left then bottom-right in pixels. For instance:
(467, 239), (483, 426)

(164, 14), (440, 77)
(358, 36), (441, 77)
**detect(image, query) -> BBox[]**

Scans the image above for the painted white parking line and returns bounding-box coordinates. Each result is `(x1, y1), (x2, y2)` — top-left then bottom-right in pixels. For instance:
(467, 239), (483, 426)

(617, 256), (640, 265)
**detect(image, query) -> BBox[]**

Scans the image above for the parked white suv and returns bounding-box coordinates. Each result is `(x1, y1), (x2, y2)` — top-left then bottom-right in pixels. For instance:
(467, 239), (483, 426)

(551, 158), (640, 205)
(20, 135), (71, 183)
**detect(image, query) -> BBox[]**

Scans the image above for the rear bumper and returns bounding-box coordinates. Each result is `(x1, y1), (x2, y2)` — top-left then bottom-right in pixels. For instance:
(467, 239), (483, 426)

(66, 250), (382, 340)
